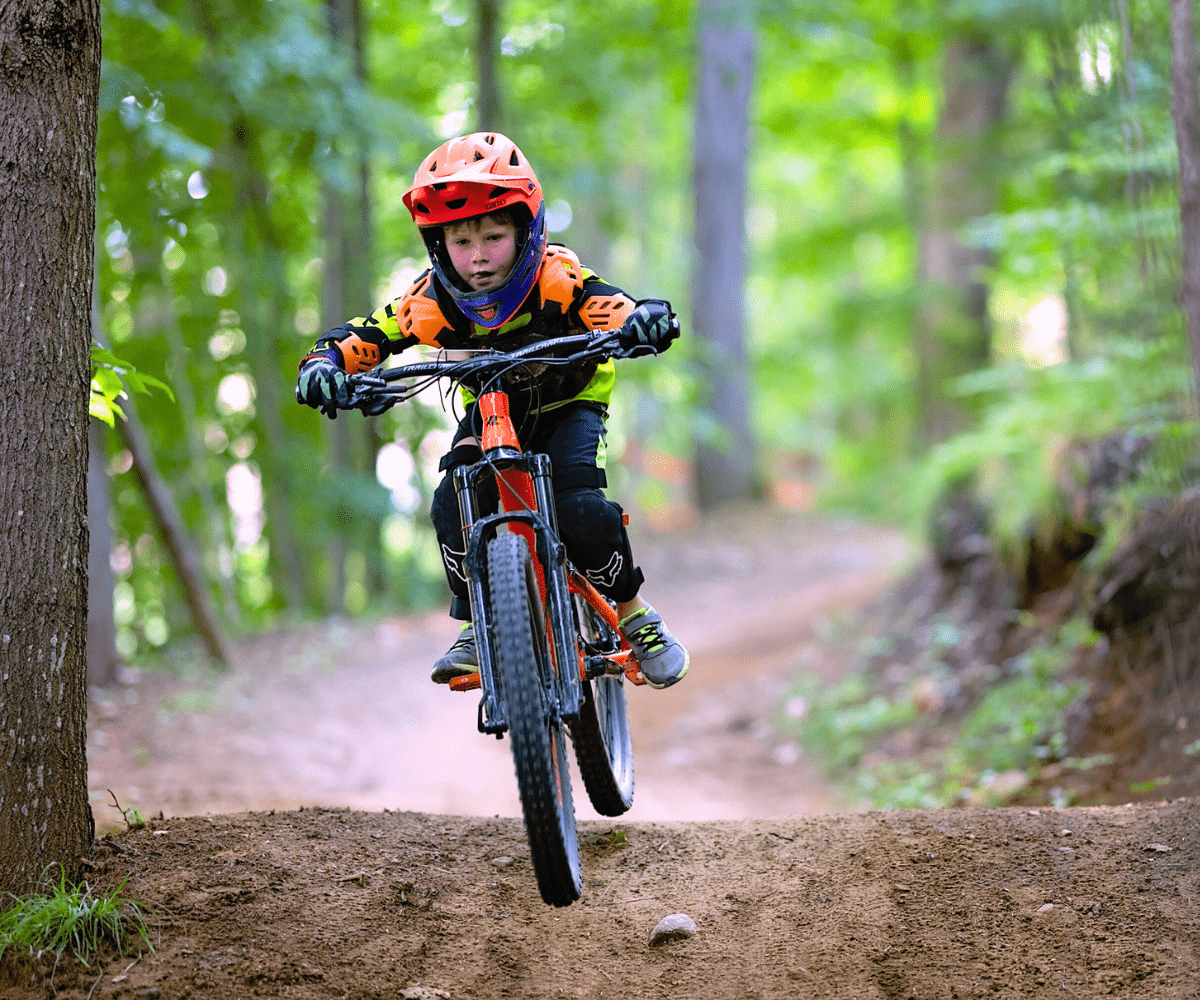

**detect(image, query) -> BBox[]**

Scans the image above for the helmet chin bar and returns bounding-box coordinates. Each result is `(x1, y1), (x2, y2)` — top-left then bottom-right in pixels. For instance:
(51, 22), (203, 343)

(423, 201), (547, 330)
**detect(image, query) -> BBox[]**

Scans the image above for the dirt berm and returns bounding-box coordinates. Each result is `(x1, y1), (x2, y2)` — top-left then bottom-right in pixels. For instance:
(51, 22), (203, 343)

(5, 799), (1197, 999)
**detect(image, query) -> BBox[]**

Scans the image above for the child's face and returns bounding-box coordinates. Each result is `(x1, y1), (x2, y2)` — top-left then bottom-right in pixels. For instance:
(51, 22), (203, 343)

(444, 214), (518, 292)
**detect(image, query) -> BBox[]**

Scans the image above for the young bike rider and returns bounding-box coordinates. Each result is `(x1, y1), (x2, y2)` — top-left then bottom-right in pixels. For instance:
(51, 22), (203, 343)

(296, 132), (689, 689)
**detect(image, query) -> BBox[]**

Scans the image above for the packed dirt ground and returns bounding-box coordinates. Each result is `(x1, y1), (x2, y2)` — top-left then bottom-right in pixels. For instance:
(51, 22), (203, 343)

(4, 508), (1198, 998)
(7, 801), (1197, 1000)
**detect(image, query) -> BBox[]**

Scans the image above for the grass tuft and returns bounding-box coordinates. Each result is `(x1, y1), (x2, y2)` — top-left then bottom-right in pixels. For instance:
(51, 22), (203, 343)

(0, 869), (153, 968)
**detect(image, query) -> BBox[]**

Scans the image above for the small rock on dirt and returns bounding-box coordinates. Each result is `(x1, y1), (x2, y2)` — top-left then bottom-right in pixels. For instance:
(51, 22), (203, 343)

(400, 988), (451, 999)
(649, 913), (696, 946)
(1143, 843), (1172, 852)
(491, 856), (515, 868)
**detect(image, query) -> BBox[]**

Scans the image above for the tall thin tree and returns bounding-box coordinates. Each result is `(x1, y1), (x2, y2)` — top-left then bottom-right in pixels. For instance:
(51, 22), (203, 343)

(1170, 0), (1200, 415)
(476, 0), (503, 132)
(87, 418), (121, 686)
(692, 0), (757, 509)
(0, 0), (101, 894)
(915, 29), (1015, 444)
(323, 0), (380, 612)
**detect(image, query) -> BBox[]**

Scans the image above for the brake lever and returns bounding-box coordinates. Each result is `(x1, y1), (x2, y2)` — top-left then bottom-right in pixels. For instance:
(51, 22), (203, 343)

(347, 373), (389, 388)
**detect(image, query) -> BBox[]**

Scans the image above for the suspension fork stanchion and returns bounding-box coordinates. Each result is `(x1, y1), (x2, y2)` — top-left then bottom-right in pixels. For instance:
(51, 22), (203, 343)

(454, 464), (505, 735)
(529, 453), (582, 719)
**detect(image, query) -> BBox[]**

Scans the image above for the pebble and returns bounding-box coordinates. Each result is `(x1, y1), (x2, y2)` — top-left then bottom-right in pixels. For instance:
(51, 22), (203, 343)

(491, 856), (515, 868)
(1036, 903), (1055, 913)
(648, 913), (696, 946)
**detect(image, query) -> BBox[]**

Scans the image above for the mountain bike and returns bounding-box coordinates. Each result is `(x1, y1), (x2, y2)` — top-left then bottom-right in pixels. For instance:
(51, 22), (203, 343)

(345, 330), (655, 907)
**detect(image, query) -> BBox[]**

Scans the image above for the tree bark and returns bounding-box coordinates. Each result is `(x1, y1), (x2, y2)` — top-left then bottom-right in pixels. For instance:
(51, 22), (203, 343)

(1170, 0), (1200, 416)
(0, 0), (100, 895)
(116, 394), (232, 669)
(692, 0), (757, 510)
(475, 0), (502, 132)
(915, 34), (1015, 445)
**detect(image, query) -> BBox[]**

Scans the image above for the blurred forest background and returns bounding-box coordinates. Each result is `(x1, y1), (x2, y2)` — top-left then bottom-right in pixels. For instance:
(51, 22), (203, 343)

(90, 0), (1198, 688)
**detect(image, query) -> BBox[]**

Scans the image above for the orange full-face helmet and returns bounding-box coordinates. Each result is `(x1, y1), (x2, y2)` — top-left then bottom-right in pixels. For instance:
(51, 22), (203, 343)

(402, 132), (547, 329)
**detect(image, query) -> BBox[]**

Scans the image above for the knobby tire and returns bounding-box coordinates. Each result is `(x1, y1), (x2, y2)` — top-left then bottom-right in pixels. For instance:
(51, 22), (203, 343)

(487, 532), (581, 907)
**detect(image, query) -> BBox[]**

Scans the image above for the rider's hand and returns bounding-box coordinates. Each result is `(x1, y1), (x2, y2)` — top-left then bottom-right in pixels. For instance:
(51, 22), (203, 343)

(296, 358), (350, 418)
(619, 299), (679, 353)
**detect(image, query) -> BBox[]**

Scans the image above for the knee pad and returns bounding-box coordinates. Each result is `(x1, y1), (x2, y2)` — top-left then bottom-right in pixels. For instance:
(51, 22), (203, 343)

(554, 488), (643, 603)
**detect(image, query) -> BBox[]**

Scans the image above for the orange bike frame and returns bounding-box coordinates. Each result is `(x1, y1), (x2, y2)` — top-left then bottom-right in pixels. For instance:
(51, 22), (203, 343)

(447, 390), (643, 696)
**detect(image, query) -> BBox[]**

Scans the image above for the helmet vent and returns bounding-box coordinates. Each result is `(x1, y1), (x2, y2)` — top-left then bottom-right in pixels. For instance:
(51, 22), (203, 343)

(488, 186), (507, 200)
(474, 151), (484, 161)
(484, 134), (495, 144)
(429, 161), (437, 172)
(445, 198), (468, 210)
(432, 182), (448, 191)
(509, 150), (520, 166)
(415, 202), (429, 214)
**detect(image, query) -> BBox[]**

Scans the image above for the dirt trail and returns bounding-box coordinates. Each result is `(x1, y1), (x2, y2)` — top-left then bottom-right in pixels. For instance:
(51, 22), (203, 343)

(10, 802), (1198, 999)
(8, 510), (1193, 999)
(86, 510), (912, 827)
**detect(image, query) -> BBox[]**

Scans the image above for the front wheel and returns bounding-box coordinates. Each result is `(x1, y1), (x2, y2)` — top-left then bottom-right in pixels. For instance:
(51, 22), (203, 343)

(487, 532), (581, 907)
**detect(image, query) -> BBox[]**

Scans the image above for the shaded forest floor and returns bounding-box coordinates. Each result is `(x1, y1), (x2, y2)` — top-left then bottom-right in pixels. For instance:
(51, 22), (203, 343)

(5, 505), (1199, 998)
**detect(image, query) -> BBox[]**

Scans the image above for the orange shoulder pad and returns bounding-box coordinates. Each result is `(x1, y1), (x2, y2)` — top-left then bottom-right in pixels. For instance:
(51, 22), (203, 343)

(395, 272), (453, 347)
(538, 245), (584, 315)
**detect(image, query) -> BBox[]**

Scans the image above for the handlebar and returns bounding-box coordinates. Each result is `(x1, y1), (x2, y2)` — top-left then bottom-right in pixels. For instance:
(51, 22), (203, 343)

(344, 328), (658, 410)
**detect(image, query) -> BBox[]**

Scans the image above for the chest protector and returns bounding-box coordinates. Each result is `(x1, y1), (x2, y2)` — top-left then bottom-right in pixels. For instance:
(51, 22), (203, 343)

(394, 245), (600, 405)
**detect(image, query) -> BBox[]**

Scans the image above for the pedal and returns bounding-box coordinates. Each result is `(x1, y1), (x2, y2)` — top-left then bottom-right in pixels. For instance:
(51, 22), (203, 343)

(449, 673), (481, 692)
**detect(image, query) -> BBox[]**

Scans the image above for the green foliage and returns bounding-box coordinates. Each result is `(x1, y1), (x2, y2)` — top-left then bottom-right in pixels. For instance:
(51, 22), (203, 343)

(93, 0), (1197, 655)
(0, 871), (152, 967)
(90, 343), (174, 427)
(786, 614), (1096, 808)
(786, 673), (920, 774)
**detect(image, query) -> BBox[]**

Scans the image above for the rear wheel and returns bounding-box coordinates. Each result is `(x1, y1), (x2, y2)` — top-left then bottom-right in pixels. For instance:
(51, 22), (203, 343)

(569, 599), (635, 816)
(487, 532), (581, 907)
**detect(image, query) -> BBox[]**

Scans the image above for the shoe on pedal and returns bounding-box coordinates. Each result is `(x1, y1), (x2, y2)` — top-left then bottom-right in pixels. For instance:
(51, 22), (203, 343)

(618, 606), (688, 689)
(431, 623), (478, 684)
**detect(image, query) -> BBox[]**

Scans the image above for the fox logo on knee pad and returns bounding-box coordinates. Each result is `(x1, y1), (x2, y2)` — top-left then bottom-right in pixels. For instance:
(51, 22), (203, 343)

(585, 552), (623, 590)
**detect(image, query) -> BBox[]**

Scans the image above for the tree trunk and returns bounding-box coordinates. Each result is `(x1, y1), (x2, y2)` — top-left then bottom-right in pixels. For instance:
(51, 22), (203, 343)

(692, 0), (757, 510)
(324, 0), (382, 612)
(116, 394), (233, 669)
(475, 0), (502, 132)
(0, 0), (100, 895)
(160, 278), (240, 626)
(1170, 0), (1200, 416)
(226, 114), (313, 612)
(87, 418), (121, 687)
(915, 34), (1015, 445)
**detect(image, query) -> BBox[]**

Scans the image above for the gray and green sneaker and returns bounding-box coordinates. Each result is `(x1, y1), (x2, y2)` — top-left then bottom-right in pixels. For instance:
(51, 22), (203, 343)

(431, 623), (478, 684)
(618, 606), (689, 689)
